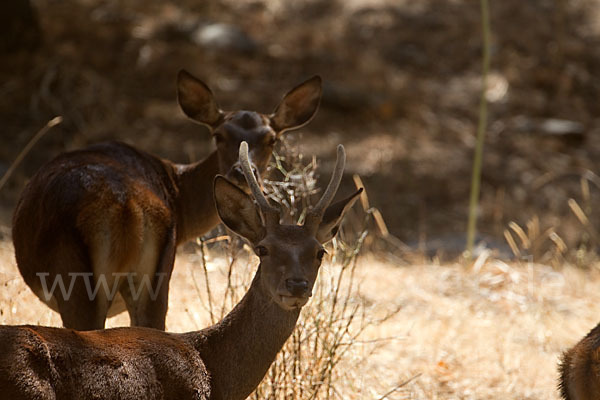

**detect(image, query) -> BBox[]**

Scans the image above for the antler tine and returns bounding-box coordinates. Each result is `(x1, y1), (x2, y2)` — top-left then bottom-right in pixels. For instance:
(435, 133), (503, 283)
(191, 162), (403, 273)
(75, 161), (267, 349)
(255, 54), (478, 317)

(307, 144), (346, 220)
(238, 142), (279, 221)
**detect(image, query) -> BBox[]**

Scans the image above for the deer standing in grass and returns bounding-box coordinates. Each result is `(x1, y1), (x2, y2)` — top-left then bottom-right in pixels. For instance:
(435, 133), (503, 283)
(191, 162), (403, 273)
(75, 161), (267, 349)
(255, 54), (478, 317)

(12, 71), (322, 331)
(0, 142), (361, 400)
(559, 322), (600, 400)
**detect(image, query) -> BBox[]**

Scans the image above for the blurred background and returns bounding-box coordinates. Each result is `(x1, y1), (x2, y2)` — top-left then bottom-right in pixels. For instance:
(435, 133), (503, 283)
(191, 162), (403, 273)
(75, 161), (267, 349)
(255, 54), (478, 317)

(2, 0), (600, 262)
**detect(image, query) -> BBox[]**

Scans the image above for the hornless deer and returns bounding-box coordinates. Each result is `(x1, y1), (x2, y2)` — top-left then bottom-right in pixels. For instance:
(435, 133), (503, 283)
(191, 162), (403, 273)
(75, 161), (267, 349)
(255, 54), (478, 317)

(12, 71), (322, 331)
(0, 142), (361, 400)
(559, 322), (600, 400)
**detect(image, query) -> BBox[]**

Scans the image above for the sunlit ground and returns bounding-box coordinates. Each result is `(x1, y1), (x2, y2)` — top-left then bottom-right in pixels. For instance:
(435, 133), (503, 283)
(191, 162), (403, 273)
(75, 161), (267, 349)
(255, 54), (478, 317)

(0, 235), (597, 399)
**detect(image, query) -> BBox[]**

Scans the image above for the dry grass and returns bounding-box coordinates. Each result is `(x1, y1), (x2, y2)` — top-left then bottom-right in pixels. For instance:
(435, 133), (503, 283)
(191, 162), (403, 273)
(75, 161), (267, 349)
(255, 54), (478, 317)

(357, 258), (600, 400)
(0, 232), (598, 399)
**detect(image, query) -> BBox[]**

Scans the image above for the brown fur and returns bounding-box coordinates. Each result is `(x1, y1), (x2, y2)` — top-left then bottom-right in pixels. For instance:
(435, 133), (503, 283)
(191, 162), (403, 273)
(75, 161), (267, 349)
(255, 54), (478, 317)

(559, 322), (600, 400)
(0, 325), (211, 399)
(12, 71), (322, 331)
(1, 148), (359, 400)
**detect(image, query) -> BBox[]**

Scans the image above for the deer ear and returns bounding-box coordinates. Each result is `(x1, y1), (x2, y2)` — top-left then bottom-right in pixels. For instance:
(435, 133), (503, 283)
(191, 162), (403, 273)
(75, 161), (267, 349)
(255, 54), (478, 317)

(214, 176), (266, 244)
(177, 70), (224, 128)
(315, 188), (362, 243)
(270, 76), (321, 135)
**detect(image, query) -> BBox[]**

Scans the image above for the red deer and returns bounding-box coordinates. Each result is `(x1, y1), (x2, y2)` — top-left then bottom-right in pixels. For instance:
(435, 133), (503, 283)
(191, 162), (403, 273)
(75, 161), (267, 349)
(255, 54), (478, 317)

(0, 142), (361, 400)
(559, 321), (600, 400)
(12, 71), (322, 330)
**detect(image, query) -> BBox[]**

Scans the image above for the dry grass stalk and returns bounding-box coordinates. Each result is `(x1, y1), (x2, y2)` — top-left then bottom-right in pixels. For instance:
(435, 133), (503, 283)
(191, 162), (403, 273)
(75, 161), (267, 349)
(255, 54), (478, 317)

(504, 216), (567, 266)
(0, 116), (62, 192)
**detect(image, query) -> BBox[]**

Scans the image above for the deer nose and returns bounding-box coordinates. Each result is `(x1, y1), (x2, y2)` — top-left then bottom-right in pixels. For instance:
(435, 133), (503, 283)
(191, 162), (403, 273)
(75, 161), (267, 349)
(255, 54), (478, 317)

(285, 278), (309, 297)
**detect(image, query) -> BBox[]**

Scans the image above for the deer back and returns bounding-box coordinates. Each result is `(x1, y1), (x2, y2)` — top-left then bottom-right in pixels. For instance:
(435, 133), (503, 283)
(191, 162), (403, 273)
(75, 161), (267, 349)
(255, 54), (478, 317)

(0, 325), (211, 400)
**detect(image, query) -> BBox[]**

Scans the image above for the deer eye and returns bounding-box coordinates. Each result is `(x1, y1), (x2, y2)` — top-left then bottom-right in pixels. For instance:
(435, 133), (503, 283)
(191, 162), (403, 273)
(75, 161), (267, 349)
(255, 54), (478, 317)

(213, 133), (224, 143)
(317, 248), (327, 261)
(264, 134), (277, 146)
(255, 246), (269, 257)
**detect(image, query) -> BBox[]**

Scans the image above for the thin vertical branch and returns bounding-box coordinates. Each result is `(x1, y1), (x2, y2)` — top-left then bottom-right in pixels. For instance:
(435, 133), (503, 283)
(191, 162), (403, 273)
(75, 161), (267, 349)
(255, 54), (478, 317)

(221, 239), (238, 319)
(466, 0), (491, 258)
(197, 238), (216, 324)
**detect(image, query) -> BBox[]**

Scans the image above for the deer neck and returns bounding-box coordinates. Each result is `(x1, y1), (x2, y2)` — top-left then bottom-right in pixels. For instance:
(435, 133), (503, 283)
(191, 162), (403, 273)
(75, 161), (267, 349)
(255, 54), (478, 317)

(173, 151), (221, 244)
(188, 266), (301, 400)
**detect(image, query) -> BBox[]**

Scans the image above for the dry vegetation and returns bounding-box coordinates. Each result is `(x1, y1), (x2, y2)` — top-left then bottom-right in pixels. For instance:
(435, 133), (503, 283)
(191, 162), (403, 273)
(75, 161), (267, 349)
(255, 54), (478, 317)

(1, 232), (599, 399)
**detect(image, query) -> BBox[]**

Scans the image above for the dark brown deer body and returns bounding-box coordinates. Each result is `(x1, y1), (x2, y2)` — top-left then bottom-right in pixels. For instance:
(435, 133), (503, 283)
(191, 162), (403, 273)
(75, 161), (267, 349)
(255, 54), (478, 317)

(0, 142), (361, 400)
(12, 71), (322, 331)
(559, 322), (600, 400)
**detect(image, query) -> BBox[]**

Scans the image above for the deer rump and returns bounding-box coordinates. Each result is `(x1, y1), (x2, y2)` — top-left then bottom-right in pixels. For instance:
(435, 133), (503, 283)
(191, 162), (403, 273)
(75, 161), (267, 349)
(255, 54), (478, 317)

(13, 142), (176, 319)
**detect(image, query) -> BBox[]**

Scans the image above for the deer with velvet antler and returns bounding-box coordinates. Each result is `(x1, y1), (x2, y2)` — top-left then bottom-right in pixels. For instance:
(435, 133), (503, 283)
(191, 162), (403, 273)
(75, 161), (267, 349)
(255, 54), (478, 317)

(0, 141), (361, 400)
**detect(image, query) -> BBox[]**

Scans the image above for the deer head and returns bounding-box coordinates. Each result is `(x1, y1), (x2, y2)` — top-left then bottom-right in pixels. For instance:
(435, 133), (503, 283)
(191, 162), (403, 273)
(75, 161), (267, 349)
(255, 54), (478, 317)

(214, 142), (362, 310)
(177, 71), (322, 188)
